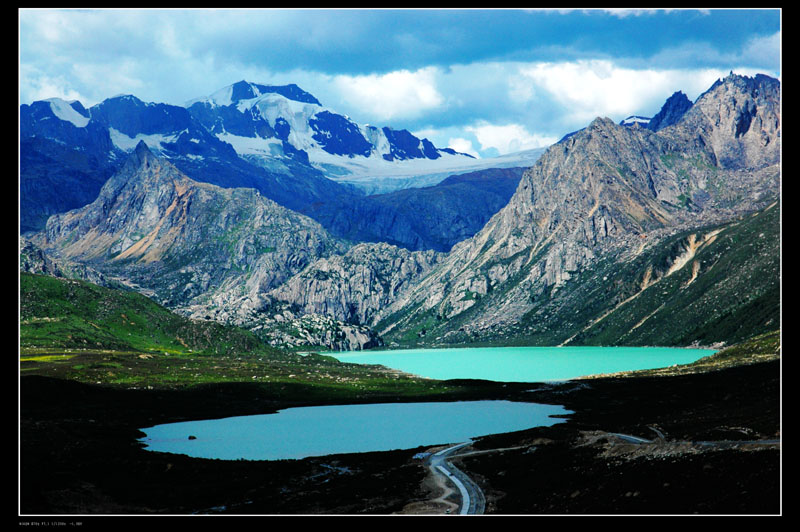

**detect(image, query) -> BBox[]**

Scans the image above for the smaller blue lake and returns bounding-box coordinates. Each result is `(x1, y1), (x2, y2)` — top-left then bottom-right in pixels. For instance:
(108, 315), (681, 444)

(331, 346), (716, 382)
(139, 400), (571, 461)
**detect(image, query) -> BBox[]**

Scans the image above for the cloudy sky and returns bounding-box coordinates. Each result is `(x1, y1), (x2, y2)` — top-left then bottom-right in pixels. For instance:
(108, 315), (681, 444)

(19, 8), (781, 159)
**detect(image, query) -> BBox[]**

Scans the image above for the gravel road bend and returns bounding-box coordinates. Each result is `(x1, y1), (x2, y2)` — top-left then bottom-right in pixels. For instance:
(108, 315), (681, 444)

(427, 442), (486, 515)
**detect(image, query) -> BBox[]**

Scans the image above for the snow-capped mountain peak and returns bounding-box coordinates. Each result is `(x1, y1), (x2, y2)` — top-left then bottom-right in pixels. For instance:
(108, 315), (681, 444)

(43, 98), (90, 127)
(620, 115), (651, 127)
(187, 80), (322, 108)
(184, 81), (477, 191)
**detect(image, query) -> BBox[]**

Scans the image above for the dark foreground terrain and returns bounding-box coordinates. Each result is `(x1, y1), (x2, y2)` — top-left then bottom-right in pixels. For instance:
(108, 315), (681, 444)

(19, 358), (780, 519)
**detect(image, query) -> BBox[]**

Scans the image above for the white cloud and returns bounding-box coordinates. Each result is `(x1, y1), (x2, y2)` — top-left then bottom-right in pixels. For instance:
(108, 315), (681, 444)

(507, 72), (537, 103)
(599, 8), (685, 18)
(740, 31), (781, 68)
(524, 8), (708, 18)
(465, 121), (558, 155)
(515, 60), (742, 125)
(19, 65), (86, 105)
(158, 23), (192, 61)
(22, 9), (81, 45)
(71, 61), (146, 103)
(18, 9), (779, 150)
(447, 137), (480, 158)
(331, 67), (444, 121)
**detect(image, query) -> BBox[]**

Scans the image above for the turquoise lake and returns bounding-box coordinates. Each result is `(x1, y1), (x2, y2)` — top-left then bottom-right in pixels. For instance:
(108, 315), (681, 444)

(330, 345), (716, 382)
(139, 400), (571, 461)
(139, 346), (714, 461)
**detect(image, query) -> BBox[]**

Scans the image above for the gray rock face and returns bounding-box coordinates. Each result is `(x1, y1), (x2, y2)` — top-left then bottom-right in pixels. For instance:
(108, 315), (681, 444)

(378, 73), (781, 343)
(37, 141), (348, 310)
(270, 242), (442, 325)
(665, 73), (780, 171)
(258, 314), (382, 352)
(19, 237), (110, 287)
(177, 293), (383, 352)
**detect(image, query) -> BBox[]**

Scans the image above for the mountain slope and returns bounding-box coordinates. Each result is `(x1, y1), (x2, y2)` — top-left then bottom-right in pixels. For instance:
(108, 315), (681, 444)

(22, 73), (780, 353)
(29, 142), (395, 351)
(562, 201), (780, 347)
(390, 201), (778, 348)
(307, 167), (526, 252)
(19, 93), (361, 234)
(377, 72), (780, 347)
(36, 141), (348, 309)
(20, 83), (501, 252)
(90, 94), (361, 217)
(20, 99), (124, 233)
(20, 272), (280, 357)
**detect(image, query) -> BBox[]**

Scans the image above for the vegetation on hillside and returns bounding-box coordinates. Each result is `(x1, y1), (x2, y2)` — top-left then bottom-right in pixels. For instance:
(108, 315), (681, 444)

(19, 272), (463, 398)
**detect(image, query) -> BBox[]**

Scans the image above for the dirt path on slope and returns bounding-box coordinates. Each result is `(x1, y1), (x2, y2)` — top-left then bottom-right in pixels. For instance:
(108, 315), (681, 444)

(396, 446), (460, 514)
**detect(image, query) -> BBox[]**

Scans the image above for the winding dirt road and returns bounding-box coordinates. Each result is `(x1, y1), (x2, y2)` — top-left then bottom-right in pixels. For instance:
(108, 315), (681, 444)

(399, 428), (780, 515)
(427, 442), (486, 515)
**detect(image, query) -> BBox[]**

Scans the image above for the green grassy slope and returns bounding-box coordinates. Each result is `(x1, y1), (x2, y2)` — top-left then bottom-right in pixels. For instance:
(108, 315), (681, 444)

(18, 272), (481, 398)
(579, 330), (781, 379)
(565, 202), (780, 347)
(20, 272), (276, 357)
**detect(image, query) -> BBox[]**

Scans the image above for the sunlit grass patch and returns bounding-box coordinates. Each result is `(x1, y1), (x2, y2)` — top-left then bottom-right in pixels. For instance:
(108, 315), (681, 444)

(20, 354), (77, 363)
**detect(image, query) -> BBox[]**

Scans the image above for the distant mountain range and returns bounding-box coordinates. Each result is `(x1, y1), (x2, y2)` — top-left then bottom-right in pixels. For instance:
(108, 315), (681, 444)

(20, 88), (351, 234)
(20, 80), (542, 251)
(21, 72), (781, 351)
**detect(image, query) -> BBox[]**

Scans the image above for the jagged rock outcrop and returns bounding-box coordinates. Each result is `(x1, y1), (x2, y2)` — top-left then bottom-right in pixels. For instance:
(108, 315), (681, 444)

(177, 292), (383, 351)
(647, 91), (693, 132)
(259, 313), (383, 352)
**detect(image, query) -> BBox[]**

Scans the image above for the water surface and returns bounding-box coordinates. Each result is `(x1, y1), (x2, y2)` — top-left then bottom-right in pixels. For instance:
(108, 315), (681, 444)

(332, 345), (715, 382)
(139, 400), (570, 461)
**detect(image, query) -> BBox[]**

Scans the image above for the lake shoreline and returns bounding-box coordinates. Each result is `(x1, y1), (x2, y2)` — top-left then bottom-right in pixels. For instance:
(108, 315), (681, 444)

(20, 357), (779, 516)
(330, 345), (716, 383)
(138, 400), (572, 461)
(318, 341), (728, 354)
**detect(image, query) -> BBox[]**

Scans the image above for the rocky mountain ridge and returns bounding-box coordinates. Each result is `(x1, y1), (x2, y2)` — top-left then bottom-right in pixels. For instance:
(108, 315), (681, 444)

(369, 72), (780, 346)
(646, 91), (693, 132)
(20, 92), (358, 233)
